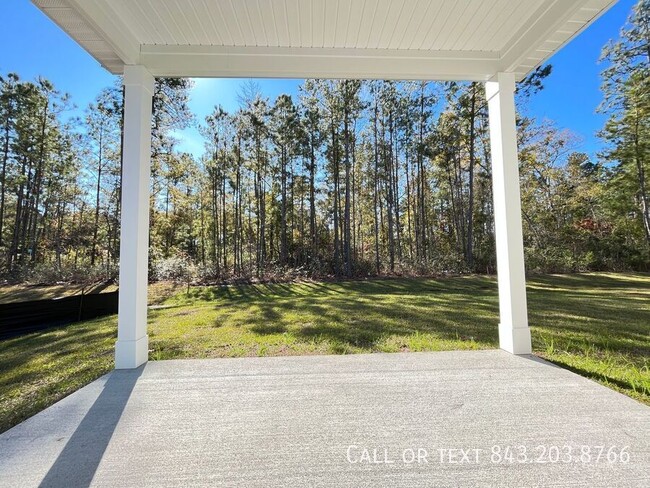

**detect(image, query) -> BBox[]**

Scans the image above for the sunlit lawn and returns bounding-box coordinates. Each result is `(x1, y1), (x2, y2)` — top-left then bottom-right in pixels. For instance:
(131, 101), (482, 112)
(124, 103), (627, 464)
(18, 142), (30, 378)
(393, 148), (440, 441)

(1, 273), (648, 433)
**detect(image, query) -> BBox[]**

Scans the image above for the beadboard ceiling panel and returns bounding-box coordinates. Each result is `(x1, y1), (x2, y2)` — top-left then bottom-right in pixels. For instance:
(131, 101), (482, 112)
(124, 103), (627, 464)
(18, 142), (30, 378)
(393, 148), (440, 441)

(31, 0), (617, 80)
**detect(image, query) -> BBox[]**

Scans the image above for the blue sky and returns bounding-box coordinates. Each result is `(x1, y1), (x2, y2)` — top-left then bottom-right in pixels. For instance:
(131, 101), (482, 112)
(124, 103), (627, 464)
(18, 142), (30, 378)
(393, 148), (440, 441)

(0, 0), (636, 158)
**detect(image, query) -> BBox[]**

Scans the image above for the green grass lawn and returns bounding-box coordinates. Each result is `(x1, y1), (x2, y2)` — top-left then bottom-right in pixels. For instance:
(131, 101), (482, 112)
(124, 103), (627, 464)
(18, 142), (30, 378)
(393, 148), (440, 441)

(1, 273), (648, 433)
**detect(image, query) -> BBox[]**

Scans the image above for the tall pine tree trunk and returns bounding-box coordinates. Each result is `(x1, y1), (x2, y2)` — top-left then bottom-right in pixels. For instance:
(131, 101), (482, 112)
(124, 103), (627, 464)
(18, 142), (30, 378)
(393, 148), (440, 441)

(466, 83), (477, 269)
(91, 127), (103, 266)
(343, 102), (352, 277)
(373, 93), (381, 275)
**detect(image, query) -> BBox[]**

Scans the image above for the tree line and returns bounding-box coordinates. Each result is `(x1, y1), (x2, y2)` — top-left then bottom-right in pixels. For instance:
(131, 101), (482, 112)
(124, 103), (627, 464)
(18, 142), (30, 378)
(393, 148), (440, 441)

(0, 0), (648, 283)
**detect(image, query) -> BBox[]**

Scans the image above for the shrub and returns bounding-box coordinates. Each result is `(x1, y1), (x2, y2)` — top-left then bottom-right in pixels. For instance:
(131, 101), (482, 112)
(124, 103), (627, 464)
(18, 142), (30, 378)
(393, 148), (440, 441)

(10, 262), (118, 285)
(153, 254), (197, 287)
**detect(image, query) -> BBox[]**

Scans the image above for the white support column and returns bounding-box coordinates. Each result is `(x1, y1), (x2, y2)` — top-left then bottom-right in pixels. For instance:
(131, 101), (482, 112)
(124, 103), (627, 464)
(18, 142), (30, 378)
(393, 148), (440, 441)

(485, 72), (532, 355)
(115, 66), (154, 369)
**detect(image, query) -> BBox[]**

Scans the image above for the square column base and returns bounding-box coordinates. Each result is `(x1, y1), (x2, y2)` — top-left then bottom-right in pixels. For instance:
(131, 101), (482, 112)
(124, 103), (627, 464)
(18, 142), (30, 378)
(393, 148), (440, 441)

(499, 323), (532, 355)
(115, 335), (149, 369)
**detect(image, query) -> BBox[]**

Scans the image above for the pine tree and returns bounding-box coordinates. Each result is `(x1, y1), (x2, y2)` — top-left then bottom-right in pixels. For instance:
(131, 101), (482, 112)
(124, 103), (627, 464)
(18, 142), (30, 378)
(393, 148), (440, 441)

(599, 0), (650, 244)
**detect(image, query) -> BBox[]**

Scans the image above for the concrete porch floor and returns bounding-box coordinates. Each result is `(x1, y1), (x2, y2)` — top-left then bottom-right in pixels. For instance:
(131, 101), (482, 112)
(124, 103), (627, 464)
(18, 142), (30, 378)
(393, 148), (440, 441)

(0, 350), (648, 487)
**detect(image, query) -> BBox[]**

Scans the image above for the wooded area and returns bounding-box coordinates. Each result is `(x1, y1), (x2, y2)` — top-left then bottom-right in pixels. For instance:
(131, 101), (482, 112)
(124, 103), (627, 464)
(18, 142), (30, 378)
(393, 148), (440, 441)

(0, 1), (648, 283)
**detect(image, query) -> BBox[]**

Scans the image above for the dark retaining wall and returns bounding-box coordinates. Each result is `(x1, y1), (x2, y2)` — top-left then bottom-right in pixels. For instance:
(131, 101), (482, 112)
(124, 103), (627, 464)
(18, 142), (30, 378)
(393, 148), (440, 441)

(0, 291), (118, 340)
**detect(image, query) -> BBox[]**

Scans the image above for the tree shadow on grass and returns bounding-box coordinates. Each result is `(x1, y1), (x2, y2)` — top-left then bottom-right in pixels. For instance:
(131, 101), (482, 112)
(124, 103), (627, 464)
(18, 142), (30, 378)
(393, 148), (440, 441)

(250, 323), (287, 335)
(527, 286), (650, 358)
(289, 296), (500, 349)
(0, 322), (116, 391)
(542, 357), (649, 397)
(183, 276), (499, 305)
(529, 272), (650, 291)
(214, 280), (502, 350)
(181, 275), (647, 361)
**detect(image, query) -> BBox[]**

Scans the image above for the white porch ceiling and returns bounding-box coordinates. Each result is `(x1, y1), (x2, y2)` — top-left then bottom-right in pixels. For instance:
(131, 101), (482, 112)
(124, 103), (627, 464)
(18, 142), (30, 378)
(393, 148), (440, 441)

(32, 0), (617, 81)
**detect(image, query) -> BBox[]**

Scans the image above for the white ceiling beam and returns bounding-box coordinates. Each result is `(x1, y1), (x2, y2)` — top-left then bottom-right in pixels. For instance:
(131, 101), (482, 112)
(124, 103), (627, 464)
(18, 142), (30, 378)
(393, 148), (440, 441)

(139, 45), (501, 81)
(65, 0), (141, 66)
(498, 0), (616, 74)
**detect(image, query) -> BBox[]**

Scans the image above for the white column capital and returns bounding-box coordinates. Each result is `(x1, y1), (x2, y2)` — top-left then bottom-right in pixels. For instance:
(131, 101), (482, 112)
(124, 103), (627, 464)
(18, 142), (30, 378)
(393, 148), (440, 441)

(122, 65), (155, 94)
(485, 72), (516, 102)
